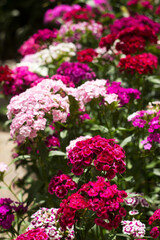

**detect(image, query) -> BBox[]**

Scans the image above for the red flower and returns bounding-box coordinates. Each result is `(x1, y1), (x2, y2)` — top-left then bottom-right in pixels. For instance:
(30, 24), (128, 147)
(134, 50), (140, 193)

(77, 48), (98, 63)
(118, 53), (158, 74)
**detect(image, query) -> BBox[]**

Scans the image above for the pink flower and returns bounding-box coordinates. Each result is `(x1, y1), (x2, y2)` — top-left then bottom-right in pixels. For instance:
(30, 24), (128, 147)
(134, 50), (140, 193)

(15, 228), (49, 240)
(0, 162), (8, 172)
(150, 226), (160, 239)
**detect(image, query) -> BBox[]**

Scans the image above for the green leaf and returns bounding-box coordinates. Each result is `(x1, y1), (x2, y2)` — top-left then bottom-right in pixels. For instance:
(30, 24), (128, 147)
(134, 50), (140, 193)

(90, 124), (108, 133)
(153, 168), (160, 176)
(60, 130), (68, 139)
(49, 150), (66, 157)
(120, 135), (133, 148)
(9, 155), (30, 165)
(147, 77), (160, 85)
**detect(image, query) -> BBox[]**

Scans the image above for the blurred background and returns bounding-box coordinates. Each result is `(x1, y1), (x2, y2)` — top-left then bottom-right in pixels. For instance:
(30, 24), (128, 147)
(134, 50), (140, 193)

(0, 0), (124, 63)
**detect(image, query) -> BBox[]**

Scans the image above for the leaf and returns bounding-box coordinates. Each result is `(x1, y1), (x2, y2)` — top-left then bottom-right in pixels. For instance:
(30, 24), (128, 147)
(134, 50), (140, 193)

(147, 77), (160, 85)
(49, 150), (66, 157)
(153, 168), (160, 176)
(9, 155), (30, 165)
(90, 124), (108, 133)
(120, 135), (133, 148)
(60, 130), (68, 139)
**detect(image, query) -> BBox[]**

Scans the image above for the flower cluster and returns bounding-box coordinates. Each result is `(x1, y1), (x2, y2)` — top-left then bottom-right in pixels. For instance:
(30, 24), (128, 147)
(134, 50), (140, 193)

(18, 42), (76, 76)
(127, 0), (153, 10)
(149, 209), (160, 225)
(106, 81), (141, 106)
(58, 20), (103, 44)
(110, 15), (160, 34)
(51, 74), (75, 87)
(45, 135), (60, 150)
(18, 29), (58, 56)
(63, 7), (96, 23)
(0, 65), (12, 83)
(15, 228), (49, 240)
(77, 48), (98, 63)
(48, 173), (77, 198)
(56, 62), (96, 84)
(1, 66), (44, 96)
(44, 4), (80, 24)
(122, 219), (146, 238)
(128, 102), (160, 149)
(100, 25), (157, 55)
(149, 209), (160, 239)
(24, 208), (74, 240)
(118, 53), (158, 75)
(7, 79), (70, 143)
(67, 135), (126, 179)
(0, 198), (26, 230)
(125, 193), (149, 208)
(68, 79), (118, 111)
(115, 25), (157, 55)
(57, 177), (127, 230)
(99, 33), (117, 50)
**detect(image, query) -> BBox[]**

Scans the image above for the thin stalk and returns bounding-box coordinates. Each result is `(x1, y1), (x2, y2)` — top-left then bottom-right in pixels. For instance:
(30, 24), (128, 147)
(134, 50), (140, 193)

(3, 181), (19, 201)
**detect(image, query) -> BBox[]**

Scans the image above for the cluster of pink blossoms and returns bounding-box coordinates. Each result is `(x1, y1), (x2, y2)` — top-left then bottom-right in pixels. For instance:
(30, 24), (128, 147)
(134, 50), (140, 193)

(106, 81), (141, 106)
(148, 209), (160, 239)
(58, 20), (103, 45)
(44, 4), (80, 24)
(15, 228), (49, 240)
(7, 79), (70, 143)
(48, 173), (77, 198)
(128, 102), (160, 150)
(68, 79), (119, 111)
(122, 219), (146, 238)
(1, 66), (44, 96)
(18, 28), (58, 56)
(67, 135), (126, 179)
(57, 177), (127, 231)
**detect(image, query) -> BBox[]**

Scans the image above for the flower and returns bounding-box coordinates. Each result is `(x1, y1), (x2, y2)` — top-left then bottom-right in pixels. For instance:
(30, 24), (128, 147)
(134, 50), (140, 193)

(57, 177), (127, 231)
(110, 15), (160, 34)
(0, 162), (8, 172)
(43, 4), (80, 24)
(149, 209), (160, 225)
(1, 66), (44, 96)
(150, 226), (160, 239)
(0, 198), (26, 230)
(106, 81), (141, 106)
(128, 104), (160, 149)
(48, 173), (77, 198)
(122, 219), (146, 238)
(25, 208), (75, 240)
(18, 29), (58, 57)
(58, 20), (103, 44)
(18, 43), (77, 76)
(63, 7), (96, 23)
(67, 135), (126, 179)
(118, 53), (158, 75)
(0, 65), (12, 83)
(15, 228), (49, 240)
(77, 48), (98, 62)
(56, 62), (96, 84)
(7, 79), (70, 143)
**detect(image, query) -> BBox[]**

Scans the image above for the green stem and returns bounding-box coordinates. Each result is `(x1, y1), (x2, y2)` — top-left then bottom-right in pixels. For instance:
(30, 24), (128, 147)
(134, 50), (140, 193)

(3, 181), (20, 201)
(100, 226), (105, 240)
